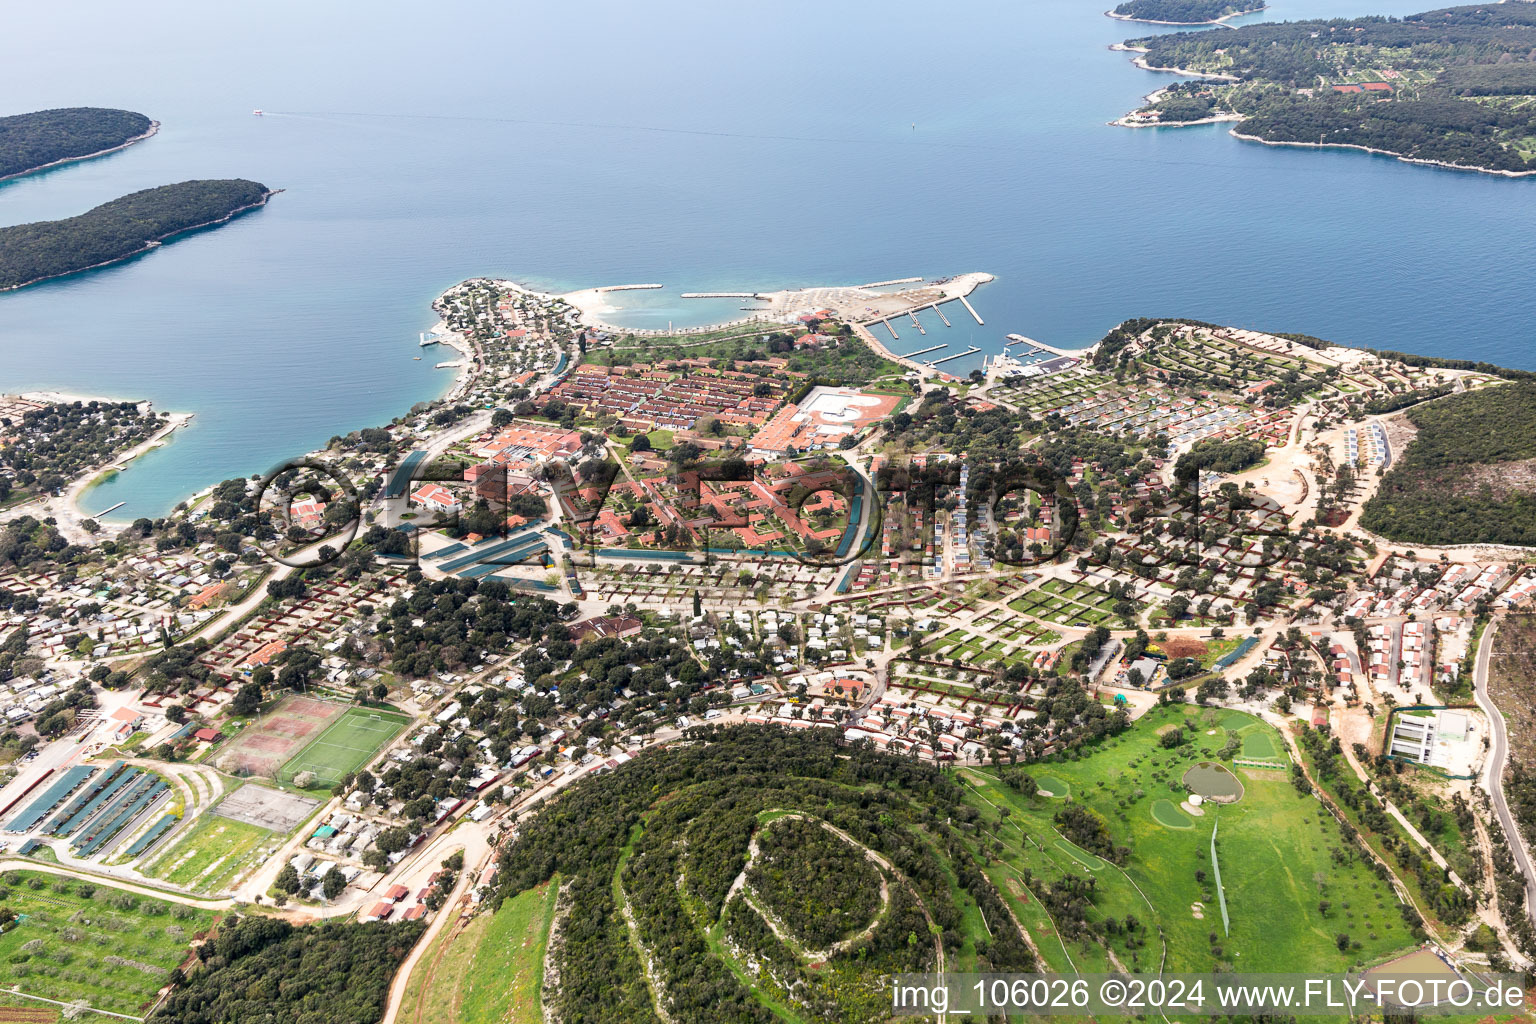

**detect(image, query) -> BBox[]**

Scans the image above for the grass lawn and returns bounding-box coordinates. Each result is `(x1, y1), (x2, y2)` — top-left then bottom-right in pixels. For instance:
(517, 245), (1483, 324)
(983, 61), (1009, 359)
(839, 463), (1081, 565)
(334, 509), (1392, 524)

(1240, 728), (1282, 760)
(0, 869), (215, 1017)
(400, 876), (561, 1024)
(960, 706), (1416, 974)
(142, 811), (274, 894)
(280, 706), (409, 788)
(1152, 798), (1194, 829)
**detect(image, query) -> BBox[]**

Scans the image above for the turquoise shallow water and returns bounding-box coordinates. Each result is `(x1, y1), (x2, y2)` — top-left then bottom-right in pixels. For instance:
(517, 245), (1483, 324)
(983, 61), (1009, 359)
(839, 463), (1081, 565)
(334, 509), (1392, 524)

(0, 0), (1531, 517)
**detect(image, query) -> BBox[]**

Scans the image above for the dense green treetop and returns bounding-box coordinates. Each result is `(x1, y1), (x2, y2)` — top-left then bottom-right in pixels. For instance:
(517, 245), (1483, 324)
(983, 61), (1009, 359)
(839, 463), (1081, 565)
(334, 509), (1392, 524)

(1361, 382), (1536, 545)
(1112, 0), (1264, 24)
(0, 178), (271, 290)
(0, 107), (153, 179)
(1124, 4), (1536, 172)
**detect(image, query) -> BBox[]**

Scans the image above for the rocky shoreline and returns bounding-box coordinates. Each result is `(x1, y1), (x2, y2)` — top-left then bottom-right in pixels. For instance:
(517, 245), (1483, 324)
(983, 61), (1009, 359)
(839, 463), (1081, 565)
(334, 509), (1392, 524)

(1227, 131), (1536, 178)
(1104, 4), (1265, 26)
(0, 188), (281, 293)
(0, 120), (161, 183)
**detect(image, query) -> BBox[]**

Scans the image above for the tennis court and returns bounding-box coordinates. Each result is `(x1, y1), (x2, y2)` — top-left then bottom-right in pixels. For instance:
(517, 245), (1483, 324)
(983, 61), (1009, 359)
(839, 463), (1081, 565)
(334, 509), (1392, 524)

(279, 707), (409, 788)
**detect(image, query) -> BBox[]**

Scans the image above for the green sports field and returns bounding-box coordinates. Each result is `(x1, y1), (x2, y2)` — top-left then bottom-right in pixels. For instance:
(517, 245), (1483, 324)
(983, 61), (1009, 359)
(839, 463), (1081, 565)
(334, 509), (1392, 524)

(280, 706), (409, 788)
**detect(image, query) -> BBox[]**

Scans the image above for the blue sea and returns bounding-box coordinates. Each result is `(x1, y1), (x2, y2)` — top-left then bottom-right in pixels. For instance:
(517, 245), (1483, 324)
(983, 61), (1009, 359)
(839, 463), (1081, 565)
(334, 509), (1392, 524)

(1, 0), (1532, 518)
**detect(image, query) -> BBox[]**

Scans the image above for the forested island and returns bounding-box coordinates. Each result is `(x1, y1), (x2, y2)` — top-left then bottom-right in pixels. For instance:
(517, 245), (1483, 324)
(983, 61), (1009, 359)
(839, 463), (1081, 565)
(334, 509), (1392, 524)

(0, 107), (156, 180)
(1361, 381), (1536, 546)
(0, 178), (273, 291)
(1116, 3), (1536, 174)
(1109, 0), (1265, 25)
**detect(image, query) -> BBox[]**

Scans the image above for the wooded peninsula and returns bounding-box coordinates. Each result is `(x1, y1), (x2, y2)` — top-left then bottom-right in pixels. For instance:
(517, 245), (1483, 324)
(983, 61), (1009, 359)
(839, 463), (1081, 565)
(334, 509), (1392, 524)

(1109, 0), (1265, 25)
(0, 107), (156, 180)
(0, 179), (273, 291)
(1118, 3), (1536, 175)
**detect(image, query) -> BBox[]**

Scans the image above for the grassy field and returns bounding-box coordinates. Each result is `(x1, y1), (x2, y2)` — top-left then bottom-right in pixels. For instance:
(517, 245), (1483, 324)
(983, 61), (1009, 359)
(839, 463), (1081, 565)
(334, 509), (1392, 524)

(0, 869), (215, 1017)
(142, 811), (274, 894)
(399, 877), (560, 1024)
(961, 705), (1417, 975)
(280, 706), (409, 788)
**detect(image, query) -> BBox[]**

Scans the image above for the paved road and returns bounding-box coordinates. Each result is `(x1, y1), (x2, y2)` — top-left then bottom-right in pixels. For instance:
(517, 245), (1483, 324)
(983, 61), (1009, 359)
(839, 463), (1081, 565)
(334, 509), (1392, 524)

(1472, 614), (1536, 930)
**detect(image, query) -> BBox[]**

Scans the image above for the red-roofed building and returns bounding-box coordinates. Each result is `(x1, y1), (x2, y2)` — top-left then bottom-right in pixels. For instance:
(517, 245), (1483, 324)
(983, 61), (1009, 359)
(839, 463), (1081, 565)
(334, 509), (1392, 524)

(385, 884), (410, 903)
(245, 639), (288, 667)
(194, 727), (222, 744)
(411, 483), (461, 515)
(364, 902), (394, 922)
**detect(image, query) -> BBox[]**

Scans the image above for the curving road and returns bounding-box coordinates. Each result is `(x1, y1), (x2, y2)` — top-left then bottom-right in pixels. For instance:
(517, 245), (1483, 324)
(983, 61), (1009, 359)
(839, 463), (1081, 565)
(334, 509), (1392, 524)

(1472, 614), (1536, 930)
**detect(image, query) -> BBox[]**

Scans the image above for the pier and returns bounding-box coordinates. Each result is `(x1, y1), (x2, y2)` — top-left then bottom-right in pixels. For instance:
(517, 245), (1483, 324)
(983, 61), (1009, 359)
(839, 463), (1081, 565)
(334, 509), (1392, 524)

(96, 501), (126, 517)
(1006, 333), (1080, 358)
(904, 344), (948, 358)
(907, 311), (925, 335)
(959, 295), (985, 326)
(930, 346), (981, 365)
(931, 302), (952, 327)
(858, 276), (923, 289)
(883, 320), (900, 341)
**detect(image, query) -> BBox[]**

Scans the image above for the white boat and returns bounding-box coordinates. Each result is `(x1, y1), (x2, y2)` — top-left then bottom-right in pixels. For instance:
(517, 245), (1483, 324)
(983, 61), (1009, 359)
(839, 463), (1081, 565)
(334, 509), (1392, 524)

(252, 108), (263, 116)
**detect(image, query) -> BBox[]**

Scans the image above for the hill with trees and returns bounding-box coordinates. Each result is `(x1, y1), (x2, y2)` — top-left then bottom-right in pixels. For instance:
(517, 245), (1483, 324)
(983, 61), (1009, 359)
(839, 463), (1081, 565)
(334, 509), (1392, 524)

(0, 107), (154, 180)
(1360, 382), (1536, 545)
(492, 725), (1034, 1024)
(1119, 4), (1536, 173)
(0, 179), (272, 290)
(1110, 0), (1265, 24)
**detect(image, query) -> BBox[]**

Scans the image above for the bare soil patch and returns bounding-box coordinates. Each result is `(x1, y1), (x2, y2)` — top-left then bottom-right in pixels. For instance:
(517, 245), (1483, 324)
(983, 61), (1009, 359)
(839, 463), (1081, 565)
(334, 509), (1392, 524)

(219, 695), (343, 778)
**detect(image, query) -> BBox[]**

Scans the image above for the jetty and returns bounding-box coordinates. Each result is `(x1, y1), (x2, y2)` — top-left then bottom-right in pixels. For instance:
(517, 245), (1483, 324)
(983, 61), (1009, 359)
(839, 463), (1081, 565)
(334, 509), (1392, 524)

(931, 346), (981, 366)
(858, 276), (923, 288)
(904, 344), (948, 358)
(931, 302), (952, 327)
(883, 320), (900, 341)
(907, 311), (926, 335)
(681, 292), (759, 298)
(95, 501), (126, 517)
(595, 283), (662, 293)
(1006, 333), (1080, 358)
(959, 295), (985, 326)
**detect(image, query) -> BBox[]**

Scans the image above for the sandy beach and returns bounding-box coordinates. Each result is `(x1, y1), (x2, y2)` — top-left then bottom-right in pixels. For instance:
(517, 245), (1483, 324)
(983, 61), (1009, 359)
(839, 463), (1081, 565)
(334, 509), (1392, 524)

(0, 402), (194, 540)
